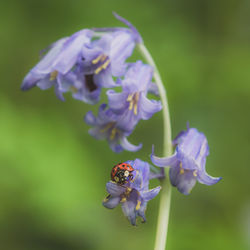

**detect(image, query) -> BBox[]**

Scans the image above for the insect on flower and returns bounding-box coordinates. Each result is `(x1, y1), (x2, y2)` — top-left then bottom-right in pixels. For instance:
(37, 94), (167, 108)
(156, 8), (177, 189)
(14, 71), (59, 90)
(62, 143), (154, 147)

(103, 159), (161, 226)
(111, 162), (135, 185)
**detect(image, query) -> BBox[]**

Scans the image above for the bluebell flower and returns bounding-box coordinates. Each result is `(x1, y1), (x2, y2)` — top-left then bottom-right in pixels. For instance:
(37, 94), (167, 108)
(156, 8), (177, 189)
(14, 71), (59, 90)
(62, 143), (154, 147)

(151, 126), (222, 195)
(21, 29), (93, 101)
(103, 159), (161, 225)
(84, 104), (142, 153)
(21, 14), (140, 104)
(107, 61), (162, 130)
(78, 13), (142, 90)
(80, 29), (137, 88)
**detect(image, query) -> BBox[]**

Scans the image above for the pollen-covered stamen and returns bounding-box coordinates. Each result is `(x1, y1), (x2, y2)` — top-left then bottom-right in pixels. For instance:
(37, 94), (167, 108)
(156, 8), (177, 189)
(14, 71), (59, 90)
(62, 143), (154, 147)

(120, 187), (132, 202)
(127, 92), (140, 115)
(100, 122), (115, 133)
(135, 200), (141, 210)
(70, 86), (78, 93)
(92, 54), (104, 64)
(95, 59), (110, 74)
(179, 162), (184, 175)
(91, 54), (110, 74)
(49, 70), (58, 81)
(110, 127), (120, 140)
(193, 170), (198, 177)
(121, 197), (127, 202)
(103, 194), (111, 203)
(100, 122), (120, 141)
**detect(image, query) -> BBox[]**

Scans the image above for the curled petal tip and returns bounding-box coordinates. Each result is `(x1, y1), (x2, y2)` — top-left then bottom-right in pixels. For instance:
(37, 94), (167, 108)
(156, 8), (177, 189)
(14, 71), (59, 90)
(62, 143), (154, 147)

(197, 170), (222, 186)
(151, 145), (155, 154)
(120, 137), (142, 152)
(113, 12), (142, 43)
(20, 84), (29, 91)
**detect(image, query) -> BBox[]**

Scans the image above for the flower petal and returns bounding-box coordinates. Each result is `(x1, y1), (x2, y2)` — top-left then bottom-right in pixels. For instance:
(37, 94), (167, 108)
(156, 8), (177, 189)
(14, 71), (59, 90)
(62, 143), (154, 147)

(106, 89), (128, 113)
(94, 68), (116, 88)
(54, 82), (65, 101)
(136, 201), (147, 222)
(102, 196), (121, 209)
(84, 111), (96, 126)
(148, 82), (159, 96)
(21, 71), (44, 90)
(133, 159), (150, 186)
(81, 33), (112, 64)
(169, 167), (197, 195)
(197, 170), (222, 185)
(56, 72), (72, 92)
(129, 159), (150, 191)
(110, 31), (135, 76)
(54, 30), (92, 74)
(72, 88), (100, 105)
(116, 108), (139, 132)
(141, 186), (161, 201)
(122, 61), (153, 92)
(121, 189), (138, 226)
(106, 181), (126, 196)
(172, 130), (188, 146)
(36, 76), (54, 90)
(88, 127), (107, 140)
(151, 145), (179, 167)
(120, 136), (142, 152)
(96, 104), (109, 122)
(35, 37), (68, 74)
(176, 128), (209, 170)
(139, 93), (162, 120)
(113, 12), (142, 43)
(108, 137), (124, 153)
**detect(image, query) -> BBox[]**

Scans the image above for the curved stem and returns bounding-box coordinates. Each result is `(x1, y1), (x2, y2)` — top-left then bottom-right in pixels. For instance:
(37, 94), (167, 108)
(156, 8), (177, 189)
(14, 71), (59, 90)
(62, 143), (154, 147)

(137, 43), (173, 250)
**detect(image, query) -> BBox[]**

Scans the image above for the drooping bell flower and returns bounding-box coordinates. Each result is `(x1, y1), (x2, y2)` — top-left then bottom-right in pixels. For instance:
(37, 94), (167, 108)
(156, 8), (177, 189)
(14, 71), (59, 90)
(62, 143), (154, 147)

(80, 29), (137, 89)
(151, 126), (221, 195)
(21, 29), (93, 101)
(103, 159), (161, 225)
(84, 104), (142, 153)
(107, 61), (162, 131)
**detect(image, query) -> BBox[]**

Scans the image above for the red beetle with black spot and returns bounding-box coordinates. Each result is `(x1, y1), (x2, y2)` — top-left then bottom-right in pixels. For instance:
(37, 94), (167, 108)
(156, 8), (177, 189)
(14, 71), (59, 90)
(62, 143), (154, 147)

(111, 162), (134, 185)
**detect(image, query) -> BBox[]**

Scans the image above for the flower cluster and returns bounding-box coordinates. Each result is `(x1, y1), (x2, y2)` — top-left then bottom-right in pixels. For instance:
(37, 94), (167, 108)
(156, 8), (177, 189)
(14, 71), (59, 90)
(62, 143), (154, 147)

(151, 125), (222, 194)
(21, 13), (222, 230)
(21, 13), (162, 153)
(103, 159), (161, 226)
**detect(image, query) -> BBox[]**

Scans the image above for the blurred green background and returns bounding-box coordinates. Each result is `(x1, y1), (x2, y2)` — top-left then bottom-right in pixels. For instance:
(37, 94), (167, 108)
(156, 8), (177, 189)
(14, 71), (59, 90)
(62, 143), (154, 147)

(0, 0), (250, 249)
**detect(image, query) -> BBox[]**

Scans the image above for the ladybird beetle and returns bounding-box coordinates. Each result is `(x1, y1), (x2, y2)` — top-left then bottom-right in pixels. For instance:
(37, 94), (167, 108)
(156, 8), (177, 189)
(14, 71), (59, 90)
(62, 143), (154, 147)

(111, 162), (134, 185)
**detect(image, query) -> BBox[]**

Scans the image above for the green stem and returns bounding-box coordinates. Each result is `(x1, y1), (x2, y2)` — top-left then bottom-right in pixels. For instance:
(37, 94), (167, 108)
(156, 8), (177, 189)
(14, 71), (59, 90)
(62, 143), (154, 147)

(137, 43), (173, 250)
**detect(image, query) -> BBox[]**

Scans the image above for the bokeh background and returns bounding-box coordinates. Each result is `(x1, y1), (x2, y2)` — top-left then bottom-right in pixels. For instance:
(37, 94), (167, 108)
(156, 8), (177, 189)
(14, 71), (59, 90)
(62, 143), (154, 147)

(0, 0), (250, 249)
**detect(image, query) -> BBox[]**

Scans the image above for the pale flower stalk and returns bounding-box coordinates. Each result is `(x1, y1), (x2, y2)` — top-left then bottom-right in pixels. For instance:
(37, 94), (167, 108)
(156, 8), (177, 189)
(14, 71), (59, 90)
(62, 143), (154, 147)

(137, 43), (173, 250)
